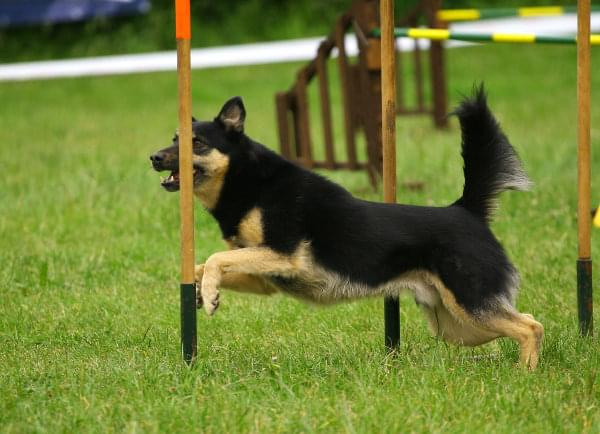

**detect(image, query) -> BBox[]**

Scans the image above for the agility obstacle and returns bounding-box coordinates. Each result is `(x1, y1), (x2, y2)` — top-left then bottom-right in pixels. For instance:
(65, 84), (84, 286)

(175, 0), (197, 363)
(373, 3), (596, 336)
(171, 0), (594, 361)
(380, 27), (600, 45)
(577, 0), (593, 336)
(275, 0), (447, 187)
(381, 0), (400, 349)
(275, 2), (385, 187)
(437, 5), (600, 22)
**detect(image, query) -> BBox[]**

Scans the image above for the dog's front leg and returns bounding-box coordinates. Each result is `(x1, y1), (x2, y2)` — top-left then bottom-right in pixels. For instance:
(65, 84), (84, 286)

(200, 247), (300, 315)
(194, 263), (278, 308)
(195, 264), (206, 307)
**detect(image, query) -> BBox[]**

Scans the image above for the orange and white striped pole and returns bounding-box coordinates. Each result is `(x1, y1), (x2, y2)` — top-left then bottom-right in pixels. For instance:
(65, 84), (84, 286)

(175, 0), (196, 363)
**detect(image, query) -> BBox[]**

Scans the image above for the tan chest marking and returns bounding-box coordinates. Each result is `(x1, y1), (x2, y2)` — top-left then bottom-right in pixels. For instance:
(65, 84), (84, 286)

(232, 207), (264, 247)
(193, 149), (229, 210)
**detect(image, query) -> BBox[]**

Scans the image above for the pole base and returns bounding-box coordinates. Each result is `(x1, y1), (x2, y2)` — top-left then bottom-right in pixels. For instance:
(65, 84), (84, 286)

(577, 259), (593, 337)
(181, 283), (197, 364)
(384, 296), (400, 350)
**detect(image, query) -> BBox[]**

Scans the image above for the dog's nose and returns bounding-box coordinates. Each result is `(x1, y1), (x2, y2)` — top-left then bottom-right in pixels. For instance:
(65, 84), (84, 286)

(150, 153), (164, 163)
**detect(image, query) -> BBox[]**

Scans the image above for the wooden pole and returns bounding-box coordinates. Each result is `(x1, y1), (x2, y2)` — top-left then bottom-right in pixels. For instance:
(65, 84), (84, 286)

(175, 0), (197, 363)
(428, 0), (449, 129)
(316, 46), (336, 169)
(577, 0), (593, 336)
(335, 18), (358, 170)
(381, 0), (400, 350)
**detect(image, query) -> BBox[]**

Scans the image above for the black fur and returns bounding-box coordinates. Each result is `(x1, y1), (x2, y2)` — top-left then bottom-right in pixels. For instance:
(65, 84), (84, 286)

(452, 85), (530, 222)
(152, 87), (530, 314)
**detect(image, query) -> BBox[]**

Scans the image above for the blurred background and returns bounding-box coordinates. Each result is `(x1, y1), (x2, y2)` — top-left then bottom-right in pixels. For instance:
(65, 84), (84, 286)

(0, 0), (579, 63)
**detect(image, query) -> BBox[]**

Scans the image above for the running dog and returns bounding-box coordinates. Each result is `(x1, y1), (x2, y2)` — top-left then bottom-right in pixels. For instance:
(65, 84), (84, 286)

(150, 85), (543, 369)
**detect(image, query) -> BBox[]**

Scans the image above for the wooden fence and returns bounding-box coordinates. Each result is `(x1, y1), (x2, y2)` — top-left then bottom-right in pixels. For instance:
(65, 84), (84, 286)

(275, 0), (447, 185)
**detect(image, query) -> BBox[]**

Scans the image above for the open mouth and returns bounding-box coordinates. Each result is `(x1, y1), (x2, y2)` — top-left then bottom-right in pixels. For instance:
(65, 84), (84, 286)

(160, 168), (201, 192)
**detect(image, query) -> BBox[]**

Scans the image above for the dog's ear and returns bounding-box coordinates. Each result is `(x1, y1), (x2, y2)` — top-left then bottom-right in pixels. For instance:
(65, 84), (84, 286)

(192, 116), (198, 122)
(216, 97), (246, 133)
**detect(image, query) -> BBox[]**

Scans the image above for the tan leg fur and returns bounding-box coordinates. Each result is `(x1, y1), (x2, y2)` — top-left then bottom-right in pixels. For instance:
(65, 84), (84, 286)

(194, 263), (278, 307)
(426, 275), (543, 370)
(198, 247), (306, 315)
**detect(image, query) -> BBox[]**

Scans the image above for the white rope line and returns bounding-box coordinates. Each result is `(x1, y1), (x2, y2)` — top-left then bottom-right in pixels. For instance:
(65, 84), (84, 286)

(0, 13), (597, 82)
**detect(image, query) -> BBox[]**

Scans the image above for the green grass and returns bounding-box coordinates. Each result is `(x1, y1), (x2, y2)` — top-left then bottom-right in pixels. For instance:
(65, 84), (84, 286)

(1, 44), (600, 432)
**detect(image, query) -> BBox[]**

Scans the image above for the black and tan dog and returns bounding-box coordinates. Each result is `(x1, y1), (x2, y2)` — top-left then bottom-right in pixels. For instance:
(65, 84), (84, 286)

(150, 86), (543, 369)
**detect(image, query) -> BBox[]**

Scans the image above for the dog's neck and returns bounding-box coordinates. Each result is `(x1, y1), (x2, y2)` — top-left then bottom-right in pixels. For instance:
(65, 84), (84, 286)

(203, 161), (261, 242)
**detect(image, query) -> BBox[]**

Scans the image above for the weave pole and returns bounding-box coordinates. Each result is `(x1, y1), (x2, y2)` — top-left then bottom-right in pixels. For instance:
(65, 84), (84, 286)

(381, 0), (400, 350)
(379, 28), (600, 46)
(577, 0), (593, 337)
(437, 5), (600, 22)
(175, 0), (197, 363)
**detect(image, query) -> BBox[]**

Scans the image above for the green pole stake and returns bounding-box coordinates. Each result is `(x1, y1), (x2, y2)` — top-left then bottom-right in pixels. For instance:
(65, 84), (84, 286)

(577, 260), (593, 336)
(181, 283), (197, 362)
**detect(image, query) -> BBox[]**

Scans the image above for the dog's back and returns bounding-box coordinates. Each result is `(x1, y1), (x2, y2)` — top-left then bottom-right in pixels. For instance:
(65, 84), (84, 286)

(238, 88), (526, 312)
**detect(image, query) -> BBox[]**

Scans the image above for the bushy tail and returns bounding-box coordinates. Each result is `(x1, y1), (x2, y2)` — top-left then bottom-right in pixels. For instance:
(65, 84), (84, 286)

(452, 84), (531, 222)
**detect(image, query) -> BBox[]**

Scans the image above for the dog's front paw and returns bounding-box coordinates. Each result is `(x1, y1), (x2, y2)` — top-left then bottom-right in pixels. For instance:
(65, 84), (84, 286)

(202, 290), (220, 315)
(195, 264), (205, 310)
(195, 282), (203, 309)
(200, 280), (220, 316)
(194, 264), (205, 282)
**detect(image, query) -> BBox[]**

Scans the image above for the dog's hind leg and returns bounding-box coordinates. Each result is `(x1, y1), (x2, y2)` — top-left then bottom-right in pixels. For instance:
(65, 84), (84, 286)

(481, 310), (544, 370)
(428, 277), (543, 369)
(420, 303), (501, 346)
(416, 273), (500, 346)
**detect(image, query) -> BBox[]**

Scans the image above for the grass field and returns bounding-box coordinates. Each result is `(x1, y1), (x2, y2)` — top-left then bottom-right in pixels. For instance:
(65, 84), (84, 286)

(1, 44), (599, 432)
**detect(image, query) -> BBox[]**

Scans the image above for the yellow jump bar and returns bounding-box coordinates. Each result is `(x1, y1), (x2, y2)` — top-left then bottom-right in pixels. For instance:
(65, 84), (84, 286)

(437, 9), (480, 22)
(518, 6), (565, 17)
(393, 27), (600, 46)
(437, 5), (590, 22)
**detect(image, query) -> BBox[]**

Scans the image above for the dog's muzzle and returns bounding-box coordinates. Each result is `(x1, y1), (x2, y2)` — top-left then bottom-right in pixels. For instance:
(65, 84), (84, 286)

(150, 153), (202, 192)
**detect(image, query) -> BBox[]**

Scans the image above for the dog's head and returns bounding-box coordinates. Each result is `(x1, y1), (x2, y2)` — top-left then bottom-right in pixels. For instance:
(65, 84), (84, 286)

(150, 97), (246, 202)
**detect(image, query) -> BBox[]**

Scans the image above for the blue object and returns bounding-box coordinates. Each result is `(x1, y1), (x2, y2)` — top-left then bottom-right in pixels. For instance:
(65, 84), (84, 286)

(0, 0), (151, 28)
